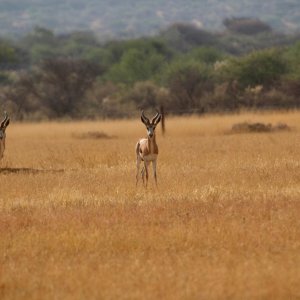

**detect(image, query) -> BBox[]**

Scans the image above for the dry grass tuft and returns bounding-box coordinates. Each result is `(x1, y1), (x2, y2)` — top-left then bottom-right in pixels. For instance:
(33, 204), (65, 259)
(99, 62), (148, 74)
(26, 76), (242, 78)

(231, 121), (291, 133)
(72, 130), (116, 139)
(1, 111), (300, 299)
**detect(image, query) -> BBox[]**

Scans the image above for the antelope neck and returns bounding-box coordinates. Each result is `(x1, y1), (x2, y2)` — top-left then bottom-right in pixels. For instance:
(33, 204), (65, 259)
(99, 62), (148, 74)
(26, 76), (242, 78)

(147, 134), (156, 154)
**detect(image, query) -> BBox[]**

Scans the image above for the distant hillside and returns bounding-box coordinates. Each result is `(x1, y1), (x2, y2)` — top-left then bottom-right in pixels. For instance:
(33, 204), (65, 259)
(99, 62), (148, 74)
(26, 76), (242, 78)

(1, 0), (300, 39)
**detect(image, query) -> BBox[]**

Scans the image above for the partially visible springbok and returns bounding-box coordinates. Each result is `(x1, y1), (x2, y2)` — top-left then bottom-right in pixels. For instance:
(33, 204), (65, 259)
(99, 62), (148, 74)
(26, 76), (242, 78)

(136, 110), (161, 187)
(0, 112), (10, 160)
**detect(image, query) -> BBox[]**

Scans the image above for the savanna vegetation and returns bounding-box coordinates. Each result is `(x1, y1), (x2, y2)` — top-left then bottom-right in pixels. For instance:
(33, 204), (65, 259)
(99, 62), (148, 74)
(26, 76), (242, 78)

(1, 111), (300, 299)
(1, 3), (300, 299)
(0, 0), (300, 300)
(0, 19), (300, 120)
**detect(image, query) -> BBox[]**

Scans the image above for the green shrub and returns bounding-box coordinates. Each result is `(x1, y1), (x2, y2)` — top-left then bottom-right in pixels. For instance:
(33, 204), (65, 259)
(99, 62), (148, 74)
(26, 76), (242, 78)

(221, 49), (287, 89)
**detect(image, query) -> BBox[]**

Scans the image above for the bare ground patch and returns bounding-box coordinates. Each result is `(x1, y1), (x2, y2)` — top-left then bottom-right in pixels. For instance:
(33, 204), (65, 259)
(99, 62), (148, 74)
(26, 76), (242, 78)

(0, 167), (64, 175)
(230, 121), (291, 133)
(72, 131), (116, 140)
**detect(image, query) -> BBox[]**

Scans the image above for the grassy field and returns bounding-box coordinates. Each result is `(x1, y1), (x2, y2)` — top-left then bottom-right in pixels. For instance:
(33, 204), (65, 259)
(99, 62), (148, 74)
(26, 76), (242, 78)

(1, 111), (300, 299)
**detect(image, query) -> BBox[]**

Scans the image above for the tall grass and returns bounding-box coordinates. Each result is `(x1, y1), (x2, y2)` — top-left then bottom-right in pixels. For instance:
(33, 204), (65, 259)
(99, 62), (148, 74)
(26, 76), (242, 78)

(1, 111), (300, 299)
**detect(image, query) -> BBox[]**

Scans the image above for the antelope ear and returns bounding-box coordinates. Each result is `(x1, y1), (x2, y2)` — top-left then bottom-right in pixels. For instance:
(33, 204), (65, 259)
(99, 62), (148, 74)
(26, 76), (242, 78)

(5, 118), (10, 128)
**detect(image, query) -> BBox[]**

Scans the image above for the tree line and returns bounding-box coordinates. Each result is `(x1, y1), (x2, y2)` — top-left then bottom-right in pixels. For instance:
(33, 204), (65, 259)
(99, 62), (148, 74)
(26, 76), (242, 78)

(1, 20), (300, 120)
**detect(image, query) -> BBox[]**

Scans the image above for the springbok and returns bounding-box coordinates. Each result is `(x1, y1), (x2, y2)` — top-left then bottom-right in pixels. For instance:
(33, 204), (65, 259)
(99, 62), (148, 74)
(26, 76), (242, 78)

(136, 110), (161, 187)
(0, 112), (10, 160)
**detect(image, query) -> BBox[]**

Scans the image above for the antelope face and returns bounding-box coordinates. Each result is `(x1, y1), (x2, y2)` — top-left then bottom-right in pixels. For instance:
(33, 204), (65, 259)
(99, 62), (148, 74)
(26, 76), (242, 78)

(141, 110), (161, 138)
(0, 112), (10, 134)
(0, 128), (5, 142)
(146, 124), (156, 138)
(0, 112), (10, 159)
(0, 129), (5, 140)
(0, 129), (5, 159)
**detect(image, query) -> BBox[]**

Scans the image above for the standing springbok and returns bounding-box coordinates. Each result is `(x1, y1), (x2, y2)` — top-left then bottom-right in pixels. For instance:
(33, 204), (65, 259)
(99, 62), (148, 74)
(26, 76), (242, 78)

(0, 112), (10, 160)
(136, 110), (161, 187)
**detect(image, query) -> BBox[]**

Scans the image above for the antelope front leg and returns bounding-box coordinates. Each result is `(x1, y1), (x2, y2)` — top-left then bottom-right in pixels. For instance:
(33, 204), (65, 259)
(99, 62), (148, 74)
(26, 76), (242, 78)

(152, 160), (158, 186)
(144, 161), (150, 188)
(136, 156), (141, 186)
(141, 166), (145, 186)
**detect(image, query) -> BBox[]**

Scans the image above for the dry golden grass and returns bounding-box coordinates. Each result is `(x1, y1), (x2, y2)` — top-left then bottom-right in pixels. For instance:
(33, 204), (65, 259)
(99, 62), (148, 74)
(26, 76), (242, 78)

(1, 111), (300, 299)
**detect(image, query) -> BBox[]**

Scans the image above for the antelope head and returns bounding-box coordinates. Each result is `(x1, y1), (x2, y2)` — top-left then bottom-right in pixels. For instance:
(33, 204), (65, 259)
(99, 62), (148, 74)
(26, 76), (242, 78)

(141, 110), (161, 138)
(0, 112), (10, 159)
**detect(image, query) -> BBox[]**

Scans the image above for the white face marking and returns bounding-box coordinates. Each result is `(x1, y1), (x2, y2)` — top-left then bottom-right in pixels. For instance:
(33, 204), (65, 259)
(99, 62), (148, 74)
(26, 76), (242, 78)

(147, 125), (155, 138)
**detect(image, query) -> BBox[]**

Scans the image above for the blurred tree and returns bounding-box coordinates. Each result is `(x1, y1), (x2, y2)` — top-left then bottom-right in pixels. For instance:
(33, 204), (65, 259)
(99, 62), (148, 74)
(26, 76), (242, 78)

(283, 41), (300, 80)
(223, 17), (272, 35)
(21, 27), (58, 63)
(30, 44), (58, 63)
(4, 58), (105, 118)
(21, 27), (56, 48)
(60, 31), (101, 58)
(122, 81), (167, 109)
(186, 46), (225, 64)
(161, 59), (213, 112)
(105, 37), (173, 65)
(82, 48), (113, 67)
(106, 47), (166, 85)
(0, 41), (17, 65)
(160, 23), (218, 52)
(34, 58), (104, 117)
(222, 49), (287, 89)
(0, 40), (19, 85)
(1, 72), (41, 119)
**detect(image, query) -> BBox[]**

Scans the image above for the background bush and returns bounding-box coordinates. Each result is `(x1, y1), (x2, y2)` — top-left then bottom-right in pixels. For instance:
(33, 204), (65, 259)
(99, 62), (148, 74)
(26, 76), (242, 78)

(1, 21), (300, 120)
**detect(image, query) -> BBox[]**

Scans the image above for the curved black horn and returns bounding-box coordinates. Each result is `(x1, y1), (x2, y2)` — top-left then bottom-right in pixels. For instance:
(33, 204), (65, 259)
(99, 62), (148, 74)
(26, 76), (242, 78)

(152, 109), (161, 124)
(141, 110), (150, 124)
(1, 111), (8, 127)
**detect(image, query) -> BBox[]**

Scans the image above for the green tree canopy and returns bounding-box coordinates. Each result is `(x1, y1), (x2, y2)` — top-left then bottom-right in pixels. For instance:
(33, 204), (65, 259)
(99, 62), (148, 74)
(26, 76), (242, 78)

(222, 49), (287, 88)
(283, 41), (300, 80)
(106, 47), (166, 85)
(160, 58), (214, 111)
(186, 46), (225, 64)
(0, 40), (18, 64)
